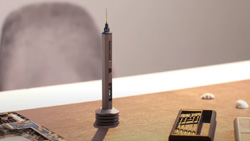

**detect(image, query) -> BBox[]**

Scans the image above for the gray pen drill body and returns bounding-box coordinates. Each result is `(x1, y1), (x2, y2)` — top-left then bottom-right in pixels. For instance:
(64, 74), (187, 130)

(102, 32), (112, 109)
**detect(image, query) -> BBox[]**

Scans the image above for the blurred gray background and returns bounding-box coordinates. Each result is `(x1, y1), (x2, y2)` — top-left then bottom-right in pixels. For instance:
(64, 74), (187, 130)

(0, 0), (249, 78)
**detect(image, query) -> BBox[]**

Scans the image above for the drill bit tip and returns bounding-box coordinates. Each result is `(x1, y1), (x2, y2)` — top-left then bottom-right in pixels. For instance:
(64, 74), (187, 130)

(106, 8), (108, 24)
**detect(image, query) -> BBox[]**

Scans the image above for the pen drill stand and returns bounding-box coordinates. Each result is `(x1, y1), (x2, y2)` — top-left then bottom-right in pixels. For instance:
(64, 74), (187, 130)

(95, 22), (119, 128)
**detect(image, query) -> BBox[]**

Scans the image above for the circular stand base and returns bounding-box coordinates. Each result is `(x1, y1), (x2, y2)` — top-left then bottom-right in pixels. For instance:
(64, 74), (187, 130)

(94, 108), (119, 128)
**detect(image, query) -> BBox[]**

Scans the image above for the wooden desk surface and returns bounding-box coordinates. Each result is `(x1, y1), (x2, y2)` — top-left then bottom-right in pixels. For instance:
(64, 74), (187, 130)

(18, 80), (250, 141)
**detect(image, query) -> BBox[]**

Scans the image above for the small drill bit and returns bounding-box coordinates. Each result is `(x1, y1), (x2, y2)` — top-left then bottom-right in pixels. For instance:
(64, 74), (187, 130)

(179, 114), (186, 134)
(187, 114), (194, 135)
(175, 115), (184, 134)
(183, 114), (188, 134)
(189, 114), (196, 135)
(106, 8), (108, 24)
(194, 114), (200, 134)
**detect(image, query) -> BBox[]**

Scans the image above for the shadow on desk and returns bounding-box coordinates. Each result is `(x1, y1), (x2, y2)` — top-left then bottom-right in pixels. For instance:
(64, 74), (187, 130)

(92, 128), (109, 141)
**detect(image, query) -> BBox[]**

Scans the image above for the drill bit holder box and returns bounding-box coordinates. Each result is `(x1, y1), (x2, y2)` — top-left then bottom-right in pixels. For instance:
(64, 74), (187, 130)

(169, 109), (217, 141)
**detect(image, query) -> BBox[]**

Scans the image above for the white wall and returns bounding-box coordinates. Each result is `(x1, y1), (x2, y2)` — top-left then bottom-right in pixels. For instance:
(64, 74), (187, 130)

(0, 0), (250, 77)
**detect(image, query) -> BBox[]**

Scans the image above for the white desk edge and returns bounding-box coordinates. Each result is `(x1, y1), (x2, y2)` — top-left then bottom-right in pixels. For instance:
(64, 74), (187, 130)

(1, 60), (250, 112)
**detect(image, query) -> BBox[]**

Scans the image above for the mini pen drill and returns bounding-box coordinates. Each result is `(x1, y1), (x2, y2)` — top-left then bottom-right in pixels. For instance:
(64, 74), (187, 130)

(102, 12), (112, 109)
(95, 9), (119, 128)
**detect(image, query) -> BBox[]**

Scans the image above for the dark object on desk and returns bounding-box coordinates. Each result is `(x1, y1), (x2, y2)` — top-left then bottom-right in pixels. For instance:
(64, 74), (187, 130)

(0, 2), (101, 91)
(95, 10), (119, 128)
(0, 112), (65, 141)
(169, 109), (216, 141)
(234, 117), (250, 141)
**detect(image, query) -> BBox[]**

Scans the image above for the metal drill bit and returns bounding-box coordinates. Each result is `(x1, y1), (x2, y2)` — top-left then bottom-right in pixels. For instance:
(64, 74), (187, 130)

(181, 114), (188, 135)
(106, 8), (108, 24)
(175, 115), (184, 134)
(179, 114), (186, 134)
(194, 114), (200, 134)
(187, 114), (195, 135)
(189, 114), (196, 135)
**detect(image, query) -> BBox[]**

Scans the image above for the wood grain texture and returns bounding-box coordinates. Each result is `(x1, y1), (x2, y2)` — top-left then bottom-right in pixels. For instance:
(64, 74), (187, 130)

(18, 80), (250, 141)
